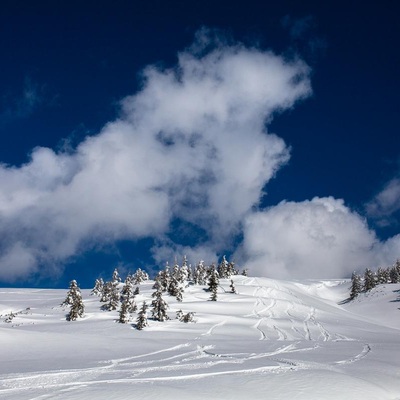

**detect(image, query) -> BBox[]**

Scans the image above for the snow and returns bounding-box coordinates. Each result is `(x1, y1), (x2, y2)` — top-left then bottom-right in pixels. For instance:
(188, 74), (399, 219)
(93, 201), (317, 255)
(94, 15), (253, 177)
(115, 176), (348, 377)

(1, 277), (399, 399)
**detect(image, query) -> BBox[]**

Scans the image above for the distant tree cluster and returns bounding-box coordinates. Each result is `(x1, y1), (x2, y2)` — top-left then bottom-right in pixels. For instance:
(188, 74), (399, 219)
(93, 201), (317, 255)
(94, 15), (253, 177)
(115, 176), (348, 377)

(86, 255), (246, 330)
(349, 259), (400, 300)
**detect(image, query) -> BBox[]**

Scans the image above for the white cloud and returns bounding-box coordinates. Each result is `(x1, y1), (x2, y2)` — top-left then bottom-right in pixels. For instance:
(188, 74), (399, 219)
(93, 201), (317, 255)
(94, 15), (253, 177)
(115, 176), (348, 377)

(366, 177), (400, 226)
(240, 197), (400, 279)
(0, 30), (312, 282)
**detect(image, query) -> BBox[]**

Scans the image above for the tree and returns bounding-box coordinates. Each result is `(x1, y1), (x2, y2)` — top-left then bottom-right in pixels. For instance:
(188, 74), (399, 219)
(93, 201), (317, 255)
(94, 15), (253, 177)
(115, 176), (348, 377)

(194, 260), (207, 285)
(349, 272), (362, 300)
(390, 266), (400, 283)
(151, 289), (170, 321)
(63, 280), (85, 321)
(377, 267), (390, 284)
(101, 280), (120, 311)
(91, 278), (104, 296)
(364, 268), (377, 291)
(132, 268), (149, 285)
(208, 264), (219, 301)
(176, 309), (195, 323)
(136, 301), (149, 330)
(230, 279), (237, 294)
(118, 299), (131, 324)
(218, 255), (229, 278)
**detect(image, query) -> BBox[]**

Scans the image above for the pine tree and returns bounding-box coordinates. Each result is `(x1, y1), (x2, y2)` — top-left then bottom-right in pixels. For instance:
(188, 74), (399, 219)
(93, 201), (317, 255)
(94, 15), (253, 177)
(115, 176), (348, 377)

(390, 266), (400, 283)
(377, 267), (389, 284)
(111, 268), (121, 285)
(62, 280), (80, 306)
(349, 272), (362, 300)
(118, 299), (131, 323)
(364, 268), (377, 291)
(218, 255), (229, 278)
(102, 280), (120, 311)
(151, 289), (170, 321)
(63, 280), (85, 321)
(230, 279), (237, 294)
(208, 264), (219, 301)
(194, 260), (207, 285)
(91, 278), (104, 296)
(136, 301), (149, 330)
(132, 268), (149, 285)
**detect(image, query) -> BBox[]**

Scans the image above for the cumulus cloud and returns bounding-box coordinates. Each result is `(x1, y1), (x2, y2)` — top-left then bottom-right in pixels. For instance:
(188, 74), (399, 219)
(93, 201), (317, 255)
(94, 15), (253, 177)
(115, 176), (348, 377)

(240, 197), (400, 279)
(0, 30), (312, 282)
(366, 177), (400, 226)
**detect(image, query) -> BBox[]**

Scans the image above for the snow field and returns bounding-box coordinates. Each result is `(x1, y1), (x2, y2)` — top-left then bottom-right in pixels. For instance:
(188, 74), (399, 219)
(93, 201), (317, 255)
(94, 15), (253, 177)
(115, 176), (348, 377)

(0, 277), (400, 399)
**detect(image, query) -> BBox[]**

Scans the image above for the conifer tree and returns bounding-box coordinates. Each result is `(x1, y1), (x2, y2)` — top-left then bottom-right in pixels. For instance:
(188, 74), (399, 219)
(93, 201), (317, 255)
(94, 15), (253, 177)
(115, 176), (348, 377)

(349, 272), (362, 300)
(230, 279), (237, 294)
(151, 289), (170, 321)
(132, 268), (149, 285)
(208, 264), (219, 301)
(364, 268), (377, 291)
(102, 280), (120, 311)
(91, 278), (104, 296)
(218, 255), (229, 278)
(118, 299), (131, 323)
(194, 260), (207, 285)
(136, 301), (149, 330)
(390, 266), (400, 283)
(63, 280), (85, 321)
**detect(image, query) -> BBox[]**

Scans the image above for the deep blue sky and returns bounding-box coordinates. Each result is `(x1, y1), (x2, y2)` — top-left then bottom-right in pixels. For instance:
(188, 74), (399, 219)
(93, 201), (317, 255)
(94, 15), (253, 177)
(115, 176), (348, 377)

(1, 1), (399, 287)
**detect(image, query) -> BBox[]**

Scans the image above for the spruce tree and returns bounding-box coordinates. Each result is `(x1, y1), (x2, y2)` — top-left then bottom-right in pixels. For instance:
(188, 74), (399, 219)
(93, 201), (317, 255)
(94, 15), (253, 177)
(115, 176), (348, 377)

(208, 264), (219, 301)
(151, 289), (169, 321)
(364, 268), (377, 291)
(64, 280), (85, 321)
(136, 301), (149, 330)
(230, 279), (237, 294)
(390, 266), (400, 283)
(349, 272), (362, 300)
(132, 268), (149, 285)
(91, 278), (104, 296)
(118, 299), (131, 323)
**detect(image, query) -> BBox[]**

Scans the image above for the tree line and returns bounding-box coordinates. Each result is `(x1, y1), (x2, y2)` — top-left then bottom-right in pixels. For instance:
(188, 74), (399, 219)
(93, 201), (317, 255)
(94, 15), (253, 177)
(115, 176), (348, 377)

(349, 259), (400, 300)
(62, 256), (246, 329)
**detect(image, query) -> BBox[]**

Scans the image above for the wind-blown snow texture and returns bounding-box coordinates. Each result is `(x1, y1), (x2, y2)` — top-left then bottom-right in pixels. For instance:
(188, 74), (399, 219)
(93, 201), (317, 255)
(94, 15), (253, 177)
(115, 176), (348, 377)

(1, 277), (399, 399)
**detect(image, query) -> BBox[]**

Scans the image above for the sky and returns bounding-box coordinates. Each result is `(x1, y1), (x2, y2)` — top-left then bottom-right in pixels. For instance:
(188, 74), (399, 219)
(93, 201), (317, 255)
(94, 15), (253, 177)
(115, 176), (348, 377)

(0, 0), (399, 288)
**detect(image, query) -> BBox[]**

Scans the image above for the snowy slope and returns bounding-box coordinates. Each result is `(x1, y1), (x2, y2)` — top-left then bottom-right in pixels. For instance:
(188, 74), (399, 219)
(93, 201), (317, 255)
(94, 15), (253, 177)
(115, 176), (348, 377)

(0, 277), (399, 400)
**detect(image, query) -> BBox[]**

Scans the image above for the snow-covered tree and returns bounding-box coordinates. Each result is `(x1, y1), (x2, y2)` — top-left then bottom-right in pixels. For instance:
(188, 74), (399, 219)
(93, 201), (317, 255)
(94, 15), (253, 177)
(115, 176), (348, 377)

(101, 280), (120, 311)
(62, 280), (80, 307)
(390, 265), (400, 283)
(176, 309), (195, 323)
(208, 264), (219, 301)
(230, 279), (237, 294)
(349, 272), (362, 300)
(218, 255), (229, 278)
(63, 280), (85, 321)
(364, 268), (377, 291)
(151, 289), (169, 321)
(136, 301), (149, 330)
(118, 299), (131, 324)
(194, 260), (208, 285)
(132, 268), (149, 285)
(111, 268), (122, 285)
(377, 267), (390, 284)
(91, 278), (104, 296)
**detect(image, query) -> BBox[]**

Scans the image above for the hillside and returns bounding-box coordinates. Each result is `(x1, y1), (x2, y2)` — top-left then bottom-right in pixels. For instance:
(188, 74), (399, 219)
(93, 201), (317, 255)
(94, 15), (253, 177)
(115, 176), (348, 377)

(1, 277), (400, 400)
